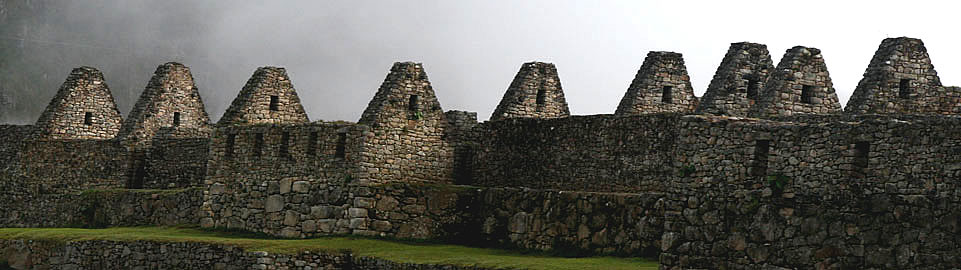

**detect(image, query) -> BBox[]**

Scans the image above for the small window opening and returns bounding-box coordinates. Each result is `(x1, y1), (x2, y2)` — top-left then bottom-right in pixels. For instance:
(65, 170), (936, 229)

(853, 141), (870, 177)
(899, 79), (912, 99)
(83, 112), (93, 125)
(746, 79), (759, 100)
(536, 89), (546, 105)
(801, 85), (814, 104)
(279, 132), (290, 158)
(335, 133), (346, 158)
(661, 86), (673, 104)
(752, 140), (771, 176)
(269, 95), (280, 111)
(307, 131), (319, 157)
(408, 95), (419, 112)
(254, 133), (264, 158)
(173, 112), (181, 126)
(225, 133), (236, 159)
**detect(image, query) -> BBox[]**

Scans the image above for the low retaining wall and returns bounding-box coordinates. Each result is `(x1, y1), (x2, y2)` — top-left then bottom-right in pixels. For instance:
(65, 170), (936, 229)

(0, 239), (492, 270)
(0, 188), (202, 228)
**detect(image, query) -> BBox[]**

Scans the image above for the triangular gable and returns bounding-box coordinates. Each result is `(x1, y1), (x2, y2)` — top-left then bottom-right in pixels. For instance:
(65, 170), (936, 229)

(615, 51), (698, 115)
(490, 62), (570, 120)
(218, 66), (308, 125)
(33, 66), (123, 140)
(696, 42), (774, 116)
(750, 46), (841, 118)
(359, 62), (447, 128)
(844, 37), (945, 114)
(118, 62), (211, 150)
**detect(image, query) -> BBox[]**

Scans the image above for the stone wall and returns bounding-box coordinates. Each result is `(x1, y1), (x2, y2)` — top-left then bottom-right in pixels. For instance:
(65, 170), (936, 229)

(141, 127), (210, 189)
(696, 42), (774, 116)
(615, 51), (698, 115)
(0, 188), (202, 228)
(0, 125), (31, 171)
(750, 46), (842, 118)
(0, 239), (493, 270)
(468, 114), (680, 193)
(490, 62), (571, 120)
(16, 140), (128, 191)
(845, 37), (961, 115)
(473, 188), (664, 257)
(658, 114), (961, 269)
(32, 66), (123, 140)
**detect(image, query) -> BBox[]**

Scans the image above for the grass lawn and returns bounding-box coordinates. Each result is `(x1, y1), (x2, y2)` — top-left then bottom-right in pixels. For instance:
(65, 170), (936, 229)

(0, 227), (658, 270)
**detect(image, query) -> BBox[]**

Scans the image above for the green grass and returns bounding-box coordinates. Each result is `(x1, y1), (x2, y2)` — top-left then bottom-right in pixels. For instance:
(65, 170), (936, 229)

(0, 227), (657, 270)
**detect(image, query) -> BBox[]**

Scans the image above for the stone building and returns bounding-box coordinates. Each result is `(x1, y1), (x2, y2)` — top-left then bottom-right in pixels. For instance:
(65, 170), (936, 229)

(31, 66), (123, 140)
(615, 51), (698, 115)
(844, 37), (961, 115)
(116, 62), (212, 188)
(219, 67), (309, 125)
(750, 46), (842, 118)
(490, 62), (570, 120)
(696, 42), (775, 116)
(358, 62), (454, 184)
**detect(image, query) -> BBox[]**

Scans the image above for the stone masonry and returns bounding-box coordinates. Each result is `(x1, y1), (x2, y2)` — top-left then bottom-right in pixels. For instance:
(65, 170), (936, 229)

(31, 66), (123, 140)
(615, 51), (698, 115)
(844, 37), (961, 115)
(219, 66), (309, 125)
(750, 46), (842, 118)
(5, 37), (961, 269)
(696, 42), (775, 116)
(490, 62), (571, 120)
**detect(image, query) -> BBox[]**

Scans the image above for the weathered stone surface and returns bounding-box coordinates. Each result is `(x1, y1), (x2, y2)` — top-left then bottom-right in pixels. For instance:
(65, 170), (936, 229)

(616, 51), (698, 115)
(490, 62), (570, 120)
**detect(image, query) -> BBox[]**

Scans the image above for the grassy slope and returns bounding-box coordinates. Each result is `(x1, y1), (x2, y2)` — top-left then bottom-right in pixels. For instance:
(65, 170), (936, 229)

(0, 227), (658, 270)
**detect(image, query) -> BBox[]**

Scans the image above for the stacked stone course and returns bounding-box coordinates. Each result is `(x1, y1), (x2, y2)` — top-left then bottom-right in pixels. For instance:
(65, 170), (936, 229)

(219, 66), (309, 125)
(31, 66), (122, 140)
(615, 51), (698, 115)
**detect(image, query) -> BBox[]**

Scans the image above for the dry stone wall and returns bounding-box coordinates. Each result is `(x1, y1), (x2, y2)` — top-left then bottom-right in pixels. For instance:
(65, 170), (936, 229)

(490, 62), (571, 120)
(0, 125), (31, 171)
(32, 67), (123, 140)
(615, 52), (698, 115)
(845, 37), (961, 115)
(696, 42), (775, 116)
(0, 188), (201, 228)
(142, 127), (210, 189)
(0, 239), (495, 270)
(473, 188), (664, 257)
(750, 46), (842, 118)
(15, 140), (128, 191)
(468, 114), (680, 193)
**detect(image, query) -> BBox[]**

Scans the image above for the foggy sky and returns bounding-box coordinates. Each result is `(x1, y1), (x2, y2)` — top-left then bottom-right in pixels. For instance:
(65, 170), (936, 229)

(3, 0), (961, 123)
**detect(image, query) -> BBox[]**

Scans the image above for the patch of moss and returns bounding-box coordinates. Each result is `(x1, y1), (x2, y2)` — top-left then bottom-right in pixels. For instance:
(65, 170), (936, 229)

(0, 227), (657, 270)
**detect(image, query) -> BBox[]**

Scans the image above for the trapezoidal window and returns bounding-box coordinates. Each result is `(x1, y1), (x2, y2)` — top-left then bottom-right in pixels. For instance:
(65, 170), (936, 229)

(225, 133), (236, 159)
(307, 131), (318, 157)
(253, 133), (264, 158)
(83, 112), (93, 125)
(752, 140), (771, 176)
(269, 95), (280, 111)
(853, 141), (870, 178)
(335, 132), (346, 159)
(662, 86), (673, 104)
(279, 132), (290, 159)
(408, 95), (419, 112)
(746, 78), (759, 100)
(173, 112), (181, 126)
(801, 85), (814, 104)
(536, 89), (546, 105)
(899, 79), (912, 99)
